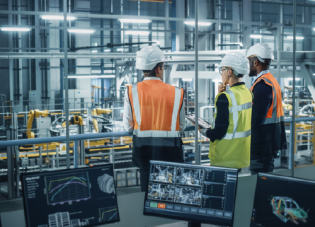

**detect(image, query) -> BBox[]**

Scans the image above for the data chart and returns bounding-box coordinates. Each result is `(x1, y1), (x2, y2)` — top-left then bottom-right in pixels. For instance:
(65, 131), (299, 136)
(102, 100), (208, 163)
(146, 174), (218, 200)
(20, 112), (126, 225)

(45, 172), (91, 205)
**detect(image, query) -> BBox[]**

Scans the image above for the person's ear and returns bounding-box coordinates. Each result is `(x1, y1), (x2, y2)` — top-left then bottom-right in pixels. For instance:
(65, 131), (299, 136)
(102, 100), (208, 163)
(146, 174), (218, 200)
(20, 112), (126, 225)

(155, 66), (160, 76)
(254, 59), (259, 67)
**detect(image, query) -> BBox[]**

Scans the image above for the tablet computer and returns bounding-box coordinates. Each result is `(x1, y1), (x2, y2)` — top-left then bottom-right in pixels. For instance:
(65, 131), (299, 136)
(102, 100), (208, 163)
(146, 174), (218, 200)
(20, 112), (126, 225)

(186, 114), (211, 129)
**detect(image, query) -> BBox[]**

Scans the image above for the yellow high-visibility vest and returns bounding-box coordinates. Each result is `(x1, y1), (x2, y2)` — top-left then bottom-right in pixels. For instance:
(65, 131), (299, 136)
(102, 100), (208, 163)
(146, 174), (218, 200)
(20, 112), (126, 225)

(209, 84), (252, 169)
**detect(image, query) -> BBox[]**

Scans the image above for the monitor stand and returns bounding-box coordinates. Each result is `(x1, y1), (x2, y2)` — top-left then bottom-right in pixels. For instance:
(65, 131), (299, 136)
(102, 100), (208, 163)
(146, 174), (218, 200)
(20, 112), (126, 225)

(188, 221), (201, 227)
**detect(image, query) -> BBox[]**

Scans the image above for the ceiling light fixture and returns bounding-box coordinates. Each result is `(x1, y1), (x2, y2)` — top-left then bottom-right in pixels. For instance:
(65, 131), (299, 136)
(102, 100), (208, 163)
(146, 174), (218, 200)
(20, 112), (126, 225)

(41, 15), (76, 20)
(184, 21), (212, 26)
(118, 19), (151, 23)
(125, 30), (150, 35)
(68, 29), (95, 34)
(1, 27), (31, 31)
(68, 75), (115, 78)
(250, 34), (262, 39)
(182, 78), (193, 82)
(287, 36), (304, 40)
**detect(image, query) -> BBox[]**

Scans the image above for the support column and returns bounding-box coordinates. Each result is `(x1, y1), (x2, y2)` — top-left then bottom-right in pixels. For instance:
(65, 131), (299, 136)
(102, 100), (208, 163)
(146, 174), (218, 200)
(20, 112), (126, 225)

(8, 0), (13, 104)
(175, 1), (185, 51)
(242, 0), (252, 88)
(164, 0), (171, 48)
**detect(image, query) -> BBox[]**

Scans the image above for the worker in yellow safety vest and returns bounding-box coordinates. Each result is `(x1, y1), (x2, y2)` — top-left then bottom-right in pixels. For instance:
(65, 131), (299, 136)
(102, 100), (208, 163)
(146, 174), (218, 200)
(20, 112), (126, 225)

(123, 46), (185, 191)
(200, 52), (252, 170)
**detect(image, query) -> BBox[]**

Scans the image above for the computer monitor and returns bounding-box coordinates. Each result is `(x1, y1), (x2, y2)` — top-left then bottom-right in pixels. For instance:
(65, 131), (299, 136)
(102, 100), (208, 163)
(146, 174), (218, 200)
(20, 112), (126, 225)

(251, 173), (315, 227)
(21, 164), (120, 227)
(143, 161), (238, 226)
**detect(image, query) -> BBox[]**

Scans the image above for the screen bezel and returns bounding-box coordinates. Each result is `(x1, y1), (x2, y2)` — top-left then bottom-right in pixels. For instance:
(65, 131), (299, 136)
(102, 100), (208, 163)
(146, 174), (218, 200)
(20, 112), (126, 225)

(143, 161), (238, 226)
(250, 173), (315, 227)
(21, 164), (120, 227)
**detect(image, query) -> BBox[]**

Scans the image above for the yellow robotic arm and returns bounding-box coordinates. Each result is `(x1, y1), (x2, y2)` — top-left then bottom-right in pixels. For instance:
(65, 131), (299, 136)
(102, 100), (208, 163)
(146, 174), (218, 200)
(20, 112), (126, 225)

(26, 110), (49, 139)
(91, 108), (112, 115)
(62, 115), (84, 127)
(282, 102), (292, 111)
(91, 108), (112, 132)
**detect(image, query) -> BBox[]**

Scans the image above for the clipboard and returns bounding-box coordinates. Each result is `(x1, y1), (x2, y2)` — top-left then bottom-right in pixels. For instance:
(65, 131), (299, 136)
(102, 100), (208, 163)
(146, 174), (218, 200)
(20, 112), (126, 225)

(186, 114), (212, 129)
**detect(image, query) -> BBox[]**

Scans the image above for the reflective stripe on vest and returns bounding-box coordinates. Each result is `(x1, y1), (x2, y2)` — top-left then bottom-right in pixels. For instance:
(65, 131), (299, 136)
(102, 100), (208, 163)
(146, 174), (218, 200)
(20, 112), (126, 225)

(131, 84), (182, 138)
(223, 89), (252, 140)
(251, 75), (284, 125)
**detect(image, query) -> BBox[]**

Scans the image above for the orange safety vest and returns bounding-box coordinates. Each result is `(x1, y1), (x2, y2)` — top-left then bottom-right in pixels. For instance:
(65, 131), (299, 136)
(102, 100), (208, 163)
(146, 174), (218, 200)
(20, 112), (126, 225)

(250, 72), (284, 124)
(128, 79), (184, 137)
(128, 78), (185, 169)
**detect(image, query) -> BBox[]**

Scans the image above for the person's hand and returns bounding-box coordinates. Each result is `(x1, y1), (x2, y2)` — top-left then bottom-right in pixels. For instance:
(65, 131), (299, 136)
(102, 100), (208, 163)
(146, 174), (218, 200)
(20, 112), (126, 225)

(218, 83), (227, 93)
(192, 122), (202, 132)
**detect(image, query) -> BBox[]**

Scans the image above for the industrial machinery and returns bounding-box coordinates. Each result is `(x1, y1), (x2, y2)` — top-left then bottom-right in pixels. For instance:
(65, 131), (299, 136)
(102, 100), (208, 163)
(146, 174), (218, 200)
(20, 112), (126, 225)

(25, 109), (49, 139)
(91, 108), (112, 133)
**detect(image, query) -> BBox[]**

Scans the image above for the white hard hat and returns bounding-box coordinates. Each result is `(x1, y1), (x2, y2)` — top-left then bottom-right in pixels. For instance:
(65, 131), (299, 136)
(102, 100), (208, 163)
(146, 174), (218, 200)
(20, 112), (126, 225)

(135, 46), (166, 70)
(246, 43), (274, 62)
(219, 52), (250, 75)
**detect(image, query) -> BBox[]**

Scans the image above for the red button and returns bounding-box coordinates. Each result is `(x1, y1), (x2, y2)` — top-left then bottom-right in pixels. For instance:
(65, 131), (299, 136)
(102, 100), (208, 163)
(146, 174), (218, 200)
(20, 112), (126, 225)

(158, 203), (166, 209)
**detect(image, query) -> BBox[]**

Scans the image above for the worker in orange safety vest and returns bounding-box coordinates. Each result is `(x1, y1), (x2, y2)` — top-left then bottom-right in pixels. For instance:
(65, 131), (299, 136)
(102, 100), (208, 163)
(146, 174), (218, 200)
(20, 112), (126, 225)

(247, 43), (287, 173)
(123, 46), (185, 191)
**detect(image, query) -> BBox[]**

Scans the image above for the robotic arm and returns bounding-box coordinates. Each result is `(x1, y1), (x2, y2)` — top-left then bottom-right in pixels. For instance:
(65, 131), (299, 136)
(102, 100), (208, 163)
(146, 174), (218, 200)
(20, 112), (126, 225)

(26, 110), (49, 139)
(62, 115), (84, 127)
(91, 108), (112, 132)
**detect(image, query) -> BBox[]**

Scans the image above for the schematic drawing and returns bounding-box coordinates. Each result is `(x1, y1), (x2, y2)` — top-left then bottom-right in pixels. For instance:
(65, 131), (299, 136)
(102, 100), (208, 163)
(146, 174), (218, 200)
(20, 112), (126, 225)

(147, 183), (175, 201)
(176, 168), (204, 186)
(99, 207), (119, 222)
(97, 173), (116, 194)
(44, 172), (91, 205)
(150, 165), (175, 184)
(40, 212), (83, 227)
(174, 186), (202, 205)
(271, 196), (308, 224)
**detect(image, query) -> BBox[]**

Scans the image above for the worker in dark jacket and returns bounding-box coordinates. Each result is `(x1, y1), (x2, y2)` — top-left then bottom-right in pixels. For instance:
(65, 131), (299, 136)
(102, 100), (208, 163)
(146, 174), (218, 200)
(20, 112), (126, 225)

(246, 43), (287, 173)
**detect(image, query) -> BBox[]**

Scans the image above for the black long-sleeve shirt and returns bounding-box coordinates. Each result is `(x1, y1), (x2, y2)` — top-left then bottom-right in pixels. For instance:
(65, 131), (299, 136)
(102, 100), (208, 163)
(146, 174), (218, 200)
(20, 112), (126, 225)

(251, 80), (273, 127)
(205, 82), (244, 142)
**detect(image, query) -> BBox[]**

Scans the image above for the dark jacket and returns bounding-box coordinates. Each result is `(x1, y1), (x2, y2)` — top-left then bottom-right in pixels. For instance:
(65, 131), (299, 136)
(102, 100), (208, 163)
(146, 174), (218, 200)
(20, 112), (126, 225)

(251, 79), (287, 163)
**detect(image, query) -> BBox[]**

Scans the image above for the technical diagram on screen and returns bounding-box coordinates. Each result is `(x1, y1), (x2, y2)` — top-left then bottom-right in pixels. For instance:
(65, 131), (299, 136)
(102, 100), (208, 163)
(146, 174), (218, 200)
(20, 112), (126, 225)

(251, 173), (315, 227)
(144, 161), (238, 226)
(21, 164), (120, 227)
(186, 114), (212, 129)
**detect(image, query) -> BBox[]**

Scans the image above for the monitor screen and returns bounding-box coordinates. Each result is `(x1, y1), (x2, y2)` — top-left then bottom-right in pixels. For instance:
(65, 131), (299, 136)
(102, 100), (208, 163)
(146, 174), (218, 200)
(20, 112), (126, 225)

(143, 161), (238, 226)
(21, 164), (120, 227)
(251, 173), (315, 227)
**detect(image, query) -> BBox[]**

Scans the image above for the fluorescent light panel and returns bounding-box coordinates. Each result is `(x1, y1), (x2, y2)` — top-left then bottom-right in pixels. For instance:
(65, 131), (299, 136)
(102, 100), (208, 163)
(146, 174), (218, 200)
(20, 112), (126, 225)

(91, 50), (98, 53)
(287, 36), (304, 40)
(125, 30), (150, 35)
(116, 48), (124, 51)
(104, 49), (111, 52)
(68, 29), (94, 33)
(41, 15), (76, 20)
(119, 19), (151, 23)
(68, 75), (115, 78)
(182, 78), (193, 82)
(184, 21), (212, 26)
(1, 27), (31, 31)
(250, 34), (262, 39)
